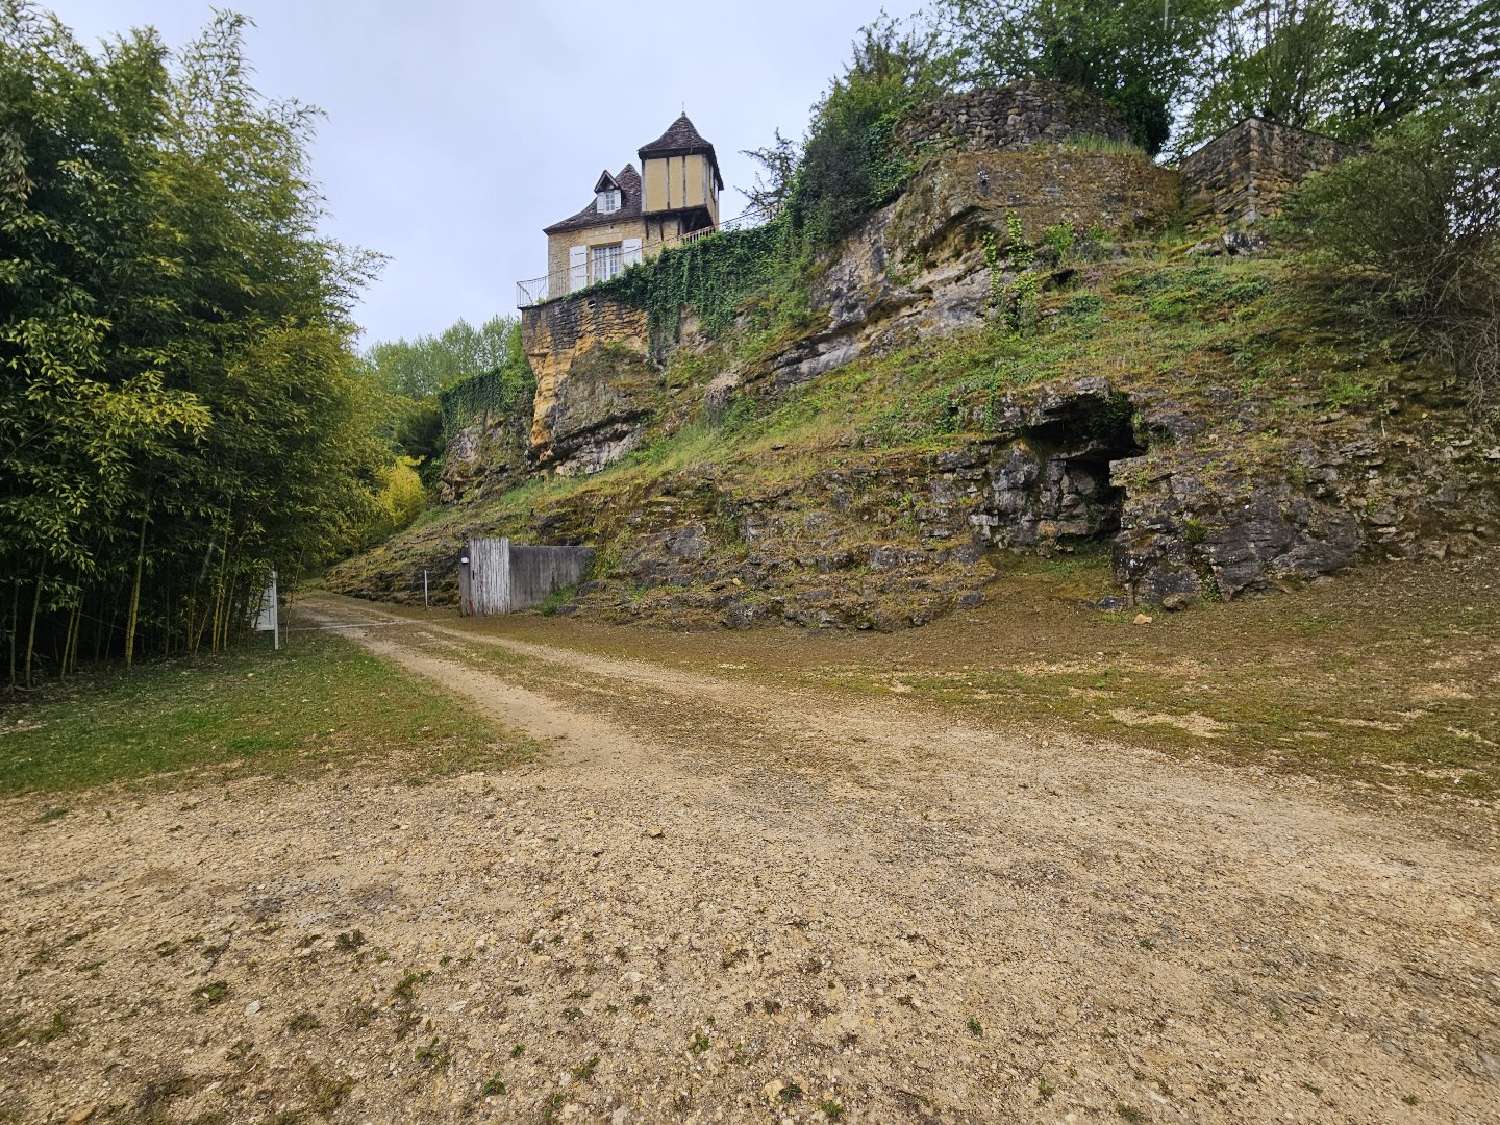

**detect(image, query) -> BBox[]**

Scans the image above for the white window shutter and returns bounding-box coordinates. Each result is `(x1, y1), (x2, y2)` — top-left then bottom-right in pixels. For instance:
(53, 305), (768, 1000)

(569, 245), (587, 292)
(622, 238), (642, 269)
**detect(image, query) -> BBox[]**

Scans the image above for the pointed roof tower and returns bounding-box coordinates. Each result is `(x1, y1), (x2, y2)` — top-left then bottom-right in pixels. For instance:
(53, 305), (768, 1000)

(638, 113), (723, 190)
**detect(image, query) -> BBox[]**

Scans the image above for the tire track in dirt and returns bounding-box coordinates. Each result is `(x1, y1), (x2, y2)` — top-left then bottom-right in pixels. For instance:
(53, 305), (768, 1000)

(6, 594), (1489, 1123)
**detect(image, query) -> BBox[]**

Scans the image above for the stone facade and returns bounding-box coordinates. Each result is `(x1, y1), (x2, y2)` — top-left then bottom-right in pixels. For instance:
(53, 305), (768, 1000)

(521, 292), (656, 474)
(545, 217), (648, 298)
(897, 81), (1131, 157)
(1179, 117), (1350, 226)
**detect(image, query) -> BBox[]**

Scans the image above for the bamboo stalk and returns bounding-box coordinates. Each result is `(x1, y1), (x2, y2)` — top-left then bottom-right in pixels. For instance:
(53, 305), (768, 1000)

(24, 564), (45, 690)
(124, 504), (149, 671)
(7, 578), (18, 690)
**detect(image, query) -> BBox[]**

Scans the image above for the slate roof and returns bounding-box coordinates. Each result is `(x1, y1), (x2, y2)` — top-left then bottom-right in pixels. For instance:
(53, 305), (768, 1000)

(638, 113), (724, 189)
(543, 164), (643, 235)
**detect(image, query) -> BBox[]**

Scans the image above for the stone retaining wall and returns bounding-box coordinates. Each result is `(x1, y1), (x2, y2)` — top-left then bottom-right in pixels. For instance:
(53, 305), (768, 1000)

(897, 81), (1131, 156)
(1179, 117), (1350, 226)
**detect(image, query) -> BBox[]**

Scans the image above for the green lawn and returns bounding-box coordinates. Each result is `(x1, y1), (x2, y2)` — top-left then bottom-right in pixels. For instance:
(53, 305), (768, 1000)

(0, 633), (531, 796)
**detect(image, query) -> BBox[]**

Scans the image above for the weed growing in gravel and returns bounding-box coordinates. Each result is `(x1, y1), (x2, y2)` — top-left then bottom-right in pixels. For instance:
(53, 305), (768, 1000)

(967, 1016), (983, 1037)
(689, 1030), (711, 1054)
(190, 981), (228, 1009)
(286, 1011), (321, 1033)
(481, 1075), (507, 1097)
(819, 1099), (845, 1120)
(1117, 1105), (1146, 1123)
(303, 1067), (353, 1115)
(779, 1081), (803, 1103)
(572, 1055), (600, 1082)
(415, 1037), (451, 1070)
(510, 1043), (525, 1058)
(391, 970), (430, 1003)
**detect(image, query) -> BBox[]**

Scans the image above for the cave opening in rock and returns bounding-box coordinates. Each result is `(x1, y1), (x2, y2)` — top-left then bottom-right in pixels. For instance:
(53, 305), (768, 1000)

(1019, 392), (1145, 547)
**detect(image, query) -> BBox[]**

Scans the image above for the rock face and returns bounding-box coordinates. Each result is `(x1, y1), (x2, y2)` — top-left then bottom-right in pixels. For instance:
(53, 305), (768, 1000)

(437, 407), (530, 503)
(522, 293), (656, 474)
(377, 99), (1495, 629)
(762, 148), (1179, 390)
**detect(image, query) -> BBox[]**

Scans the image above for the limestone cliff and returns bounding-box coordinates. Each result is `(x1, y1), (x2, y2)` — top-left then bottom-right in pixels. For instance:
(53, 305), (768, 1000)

(330, 95), (1498, 627)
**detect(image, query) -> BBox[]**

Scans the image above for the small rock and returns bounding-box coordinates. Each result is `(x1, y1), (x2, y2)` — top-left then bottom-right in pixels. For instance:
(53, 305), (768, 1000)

(1132, 613), (1153, 625)
(1160, 592), (1192, 611)
(645, 825), (665, 839)
(66, 1105), (97, 1125)
(244, 1000), (262, 1017)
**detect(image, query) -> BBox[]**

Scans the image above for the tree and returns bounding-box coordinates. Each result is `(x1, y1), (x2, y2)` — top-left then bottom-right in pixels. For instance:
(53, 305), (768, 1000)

(784, 15), (954, 247)
(740, 129), (798, 219)
(1183, 0), (1500, 148)
(1283, 87), (1500, 411)
(1, 3), (391, 679)
(937, 0), (1230, 153)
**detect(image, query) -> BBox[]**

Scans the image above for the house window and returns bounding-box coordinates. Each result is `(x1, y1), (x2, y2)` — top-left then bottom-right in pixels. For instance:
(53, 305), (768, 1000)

(597, 189), (621, 214)
(592, 243), (623, 282)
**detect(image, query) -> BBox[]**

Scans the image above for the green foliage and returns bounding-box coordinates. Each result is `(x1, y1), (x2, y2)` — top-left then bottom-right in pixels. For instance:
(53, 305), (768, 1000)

(784, 17), (950, 247)
(595, 219), (795, 343)
(1182, 1), (1500, 149)
(1282, 87), (1500, 410)
(370, 456), (427, 543)
(366, 314), (520, 400)
(438, 360), (536, 442)
(0, 4), (390, 682)
(937, 0), (1228, 153)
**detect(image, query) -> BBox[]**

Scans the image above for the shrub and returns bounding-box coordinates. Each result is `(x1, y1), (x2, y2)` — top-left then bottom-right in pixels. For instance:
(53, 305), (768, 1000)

(785, 17), (952, 248)
(1284, 89), (1500, 412)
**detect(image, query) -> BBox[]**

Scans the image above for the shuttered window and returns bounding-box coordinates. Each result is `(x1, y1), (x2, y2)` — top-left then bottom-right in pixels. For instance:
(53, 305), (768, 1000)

(592, 243), (622, 282)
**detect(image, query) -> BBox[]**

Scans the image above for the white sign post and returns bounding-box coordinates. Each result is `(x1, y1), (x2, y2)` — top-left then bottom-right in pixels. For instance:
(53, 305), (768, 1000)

(254, 569), (279, 650)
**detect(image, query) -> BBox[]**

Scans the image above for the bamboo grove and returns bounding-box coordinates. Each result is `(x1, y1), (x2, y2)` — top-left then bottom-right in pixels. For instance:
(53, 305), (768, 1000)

(1, 5), (392, 686)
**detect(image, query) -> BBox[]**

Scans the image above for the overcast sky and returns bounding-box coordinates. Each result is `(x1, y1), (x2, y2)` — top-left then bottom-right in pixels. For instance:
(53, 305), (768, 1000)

(50, 0), (924, 348)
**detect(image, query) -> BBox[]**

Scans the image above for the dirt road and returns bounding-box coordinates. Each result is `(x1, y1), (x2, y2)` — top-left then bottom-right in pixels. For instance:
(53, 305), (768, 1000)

(2, 593), (1496, 1124)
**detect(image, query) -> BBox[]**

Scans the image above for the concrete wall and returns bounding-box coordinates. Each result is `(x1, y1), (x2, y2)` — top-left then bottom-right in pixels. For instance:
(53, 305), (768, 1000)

(1179, 117), (1349, 226)
(506, 543), (595, 611)
(460, 537), (594, 615)
(898, 81), (1131, 157)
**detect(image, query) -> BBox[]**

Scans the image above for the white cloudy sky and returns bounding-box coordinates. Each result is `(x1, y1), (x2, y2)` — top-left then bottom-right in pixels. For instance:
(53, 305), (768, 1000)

(50, 0), (924, 347)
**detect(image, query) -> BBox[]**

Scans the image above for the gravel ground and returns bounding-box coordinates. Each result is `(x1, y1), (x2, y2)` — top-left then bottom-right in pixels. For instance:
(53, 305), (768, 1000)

(1, 594), (1496, 1124)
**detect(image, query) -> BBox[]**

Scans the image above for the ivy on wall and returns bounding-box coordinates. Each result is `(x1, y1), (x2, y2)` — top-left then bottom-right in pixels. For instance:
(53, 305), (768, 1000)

(439, 364), (535, 442)
(593, 220), (791, 347)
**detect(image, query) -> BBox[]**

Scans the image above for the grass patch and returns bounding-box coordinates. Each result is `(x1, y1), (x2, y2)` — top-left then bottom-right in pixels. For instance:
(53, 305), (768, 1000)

(0, 633), (530, 796)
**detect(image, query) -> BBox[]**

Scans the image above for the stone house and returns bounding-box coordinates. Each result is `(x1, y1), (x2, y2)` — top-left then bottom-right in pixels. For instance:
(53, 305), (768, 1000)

(534, 114), (724, 303)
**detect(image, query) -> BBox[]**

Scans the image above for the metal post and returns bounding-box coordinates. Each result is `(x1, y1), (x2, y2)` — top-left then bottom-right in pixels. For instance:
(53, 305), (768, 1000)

(423, 570), (429, 607)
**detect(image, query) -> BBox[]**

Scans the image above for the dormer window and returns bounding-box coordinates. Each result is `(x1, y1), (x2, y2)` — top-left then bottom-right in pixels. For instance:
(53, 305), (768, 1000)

(597, 189), (621, 214)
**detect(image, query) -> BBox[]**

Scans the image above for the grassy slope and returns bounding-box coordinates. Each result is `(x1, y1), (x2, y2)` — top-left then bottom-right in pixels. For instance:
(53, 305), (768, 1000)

(335, 243), (1444, 599)
(0, 633), (533, 797)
